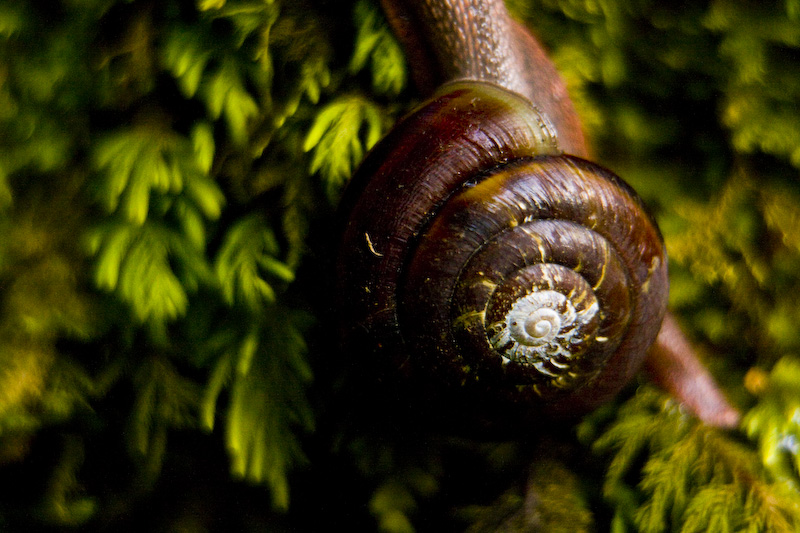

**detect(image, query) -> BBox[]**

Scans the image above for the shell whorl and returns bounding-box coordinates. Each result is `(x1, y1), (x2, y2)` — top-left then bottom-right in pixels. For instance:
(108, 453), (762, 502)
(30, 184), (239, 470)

(338, 82), (668, 415)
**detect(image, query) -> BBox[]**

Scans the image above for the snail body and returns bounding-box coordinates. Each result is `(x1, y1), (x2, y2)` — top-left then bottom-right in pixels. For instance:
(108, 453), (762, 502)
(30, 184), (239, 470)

(338, 82), (668, 416)
(338, 0), (739, 426)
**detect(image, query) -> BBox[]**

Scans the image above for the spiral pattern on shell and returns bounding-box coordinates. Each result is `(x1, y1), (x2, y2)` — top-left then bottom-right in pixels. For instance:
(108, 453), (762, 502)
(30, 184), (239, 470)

(338, 82), (669, 415)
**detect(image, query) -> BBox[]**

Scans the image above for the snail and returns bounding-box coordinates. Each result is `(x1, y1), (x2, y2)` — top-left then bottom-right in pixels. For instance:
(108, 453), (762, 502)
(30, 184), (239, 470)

(337, 0), (740, 427)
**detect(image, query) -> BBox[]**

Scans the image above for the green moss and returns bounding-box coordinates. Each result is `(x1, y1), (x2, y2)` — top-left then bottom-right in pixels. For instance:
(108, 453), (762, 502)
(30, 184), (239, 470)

(2, 0), (800, 530)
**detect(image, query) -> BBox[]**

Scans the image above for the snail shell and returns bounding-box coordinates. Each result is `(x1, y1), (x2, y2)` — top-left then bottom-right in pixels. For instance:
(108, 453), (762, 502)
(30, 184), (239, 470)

(338, 81), (668, 418)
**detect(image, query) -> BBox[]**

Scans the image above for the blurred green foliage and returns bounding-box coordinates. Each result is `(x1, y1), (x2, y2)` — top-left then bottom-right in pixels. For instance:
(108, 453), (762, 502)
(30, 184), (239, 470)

(1, 0), (800, 530)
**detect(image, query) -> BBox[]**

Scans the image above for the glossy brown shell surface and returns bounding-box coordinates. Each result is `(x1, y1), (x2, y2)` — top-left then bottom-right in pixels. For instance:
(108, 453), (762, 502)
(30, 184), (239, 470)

(337, 82), (668, 416)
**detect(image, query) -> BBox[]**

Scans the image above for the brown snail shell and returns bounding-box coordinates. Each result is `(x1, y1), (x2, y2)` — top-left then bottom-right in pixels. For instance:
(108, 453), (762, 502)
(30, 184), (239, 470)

(337, 81), (668, 419)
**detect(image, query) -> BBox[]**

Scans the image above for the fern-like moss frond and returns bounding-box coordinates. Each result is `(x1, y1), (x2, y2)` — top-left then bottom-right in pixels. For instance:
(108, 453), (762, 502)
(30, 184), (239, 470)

(304, 95), (384, 200)
(593, 387), (800, 532)
(128, 356), (201, 482)
(200, 311), (312, 509)
(86, 221), (212, 327)
(92, 125), (223, 225)
(744, 357), (800, 485)
(350, 0), (407, 96)
(214, 214), (294, 311)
